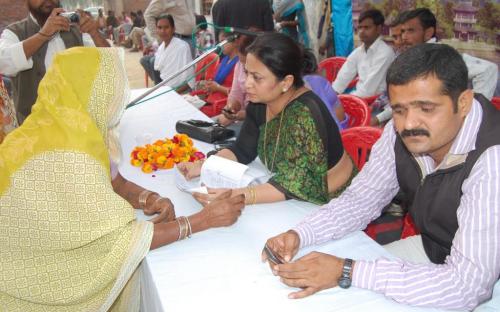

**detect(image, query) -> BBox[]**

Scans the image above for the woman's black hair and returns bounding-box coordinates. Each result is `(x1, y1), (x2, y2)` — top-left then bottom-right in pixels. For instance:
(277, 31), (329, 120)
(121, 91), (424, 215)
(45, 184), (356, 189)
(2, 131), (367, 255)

(246, 32), (314, 88)
(302, 49), (318, 75)
(155, 14), (175, 28)
(237, 27), (262, 56)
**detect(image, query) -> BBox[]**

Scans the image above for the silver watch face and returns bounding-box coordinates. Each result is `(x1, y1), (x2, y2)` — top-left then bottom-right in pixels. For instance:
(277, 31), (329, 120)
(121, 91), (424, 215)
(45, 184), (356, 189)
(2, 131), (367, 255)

(338, 277), (351, 289)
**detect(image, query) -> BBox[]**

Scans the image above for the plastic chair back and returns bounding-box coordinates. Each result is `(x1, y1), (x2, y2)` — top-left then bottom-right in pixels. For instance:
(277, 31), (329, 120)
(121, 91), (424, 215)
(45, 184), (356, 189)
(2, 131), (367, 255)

(341, 126), (382, 170)
(492, 97), (500, 110)
(318, 57), (347, 83)
(195, 53), (220, 81)
(361, 94), (381, 106)
(338, 94), (370, 127)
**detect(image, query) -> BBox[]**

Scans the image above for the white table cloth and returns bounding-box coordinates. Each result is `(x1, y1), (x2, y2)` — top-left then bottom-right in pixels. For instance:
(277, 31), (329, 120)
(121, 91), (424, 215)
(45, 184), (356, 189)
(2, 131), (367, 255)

(118, 88), (499, 312)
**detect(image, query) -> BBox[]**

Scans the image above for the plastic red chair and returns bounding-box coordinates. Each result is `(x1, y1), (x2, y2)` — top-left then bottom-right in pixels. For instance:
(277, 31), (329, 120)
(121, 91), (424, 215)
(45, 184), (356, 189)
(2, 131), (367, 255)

(401, 214), (419, 239)
(200, 97), (227, 117)
(318, 57), (346, 83)
(338, 94), (371, 127)
(341, 126), (382, 170)
(361, 94), (380, 107)
(318, 57), (358, 89)
(492, 97), (500, 110)
(340, 127), (418, 240)
(341, 127), (382, 240)
(195, 52), (219, 81)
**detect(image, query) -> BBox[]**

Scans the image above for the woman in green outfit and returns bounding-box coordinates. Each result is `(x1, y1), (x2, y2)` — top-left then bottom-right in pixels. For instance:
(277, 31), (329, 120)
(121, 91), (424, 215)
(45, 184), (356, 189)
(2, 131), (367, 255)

(179, 33), (354, 205)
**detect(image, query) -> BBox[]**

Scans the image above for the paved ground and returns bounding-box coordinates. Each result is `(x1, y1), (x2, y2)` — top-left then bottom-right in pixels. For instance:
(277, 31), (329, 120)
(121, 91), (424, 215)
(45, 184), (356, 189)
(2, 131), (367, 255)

(122, 47), (149, 89)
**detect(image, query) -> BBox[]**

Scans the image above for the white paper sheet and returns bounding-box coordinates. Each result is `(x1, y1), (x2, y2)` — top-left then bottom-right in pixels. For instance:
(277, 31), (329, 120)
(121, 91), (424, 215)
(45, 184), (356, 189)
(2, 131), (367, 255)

(200, 155), (249, 188)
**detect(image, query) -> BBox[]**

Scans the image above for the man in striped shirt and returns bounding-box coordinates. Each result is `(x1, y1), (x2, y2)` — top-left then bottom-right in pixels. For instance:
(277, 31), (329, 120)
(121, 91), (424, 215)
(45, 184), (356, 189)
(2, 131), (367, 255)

(263, 43), (500, 310)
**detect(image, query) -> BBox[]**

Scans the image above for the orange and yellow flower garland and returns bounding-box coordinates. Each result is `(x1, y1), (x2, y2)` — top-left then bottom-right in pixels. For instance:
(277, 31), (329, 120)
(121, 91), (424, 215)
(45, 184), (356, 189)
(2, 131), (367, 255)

(130, 133), (205, 173)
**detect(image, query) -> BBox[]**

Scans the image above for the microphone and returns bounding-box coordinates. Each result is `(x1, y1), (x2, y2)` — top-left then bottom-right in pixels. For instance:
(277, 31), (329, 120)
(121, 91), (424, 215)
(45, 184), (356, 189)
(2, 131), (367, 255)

(222, 27), (263, 37)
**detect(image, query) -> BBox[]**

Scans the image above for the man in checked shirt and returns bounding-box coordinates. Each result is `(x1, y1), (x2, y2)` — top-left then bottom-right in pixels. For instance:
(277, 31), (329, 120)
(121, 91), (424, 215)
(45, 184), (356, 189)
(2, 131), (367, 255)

(263, 43), (500, 310)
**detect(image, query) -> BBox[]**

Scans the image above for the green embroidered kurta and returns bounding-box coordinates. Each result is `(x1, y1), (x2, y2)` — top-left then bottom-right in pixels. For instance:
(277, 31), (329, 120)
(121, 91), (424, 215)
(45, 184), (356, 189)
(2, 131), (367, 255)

(228, 91), (345, 205)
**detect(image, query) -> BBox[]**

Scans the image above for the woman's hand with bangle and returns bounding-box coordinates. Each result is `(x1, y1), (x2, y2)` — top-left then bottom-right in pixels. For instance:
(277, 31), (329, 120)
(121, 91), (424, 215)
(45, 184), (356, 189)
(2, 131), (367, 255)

(144, 195), (176, 223)
(177, 160), (203, 180)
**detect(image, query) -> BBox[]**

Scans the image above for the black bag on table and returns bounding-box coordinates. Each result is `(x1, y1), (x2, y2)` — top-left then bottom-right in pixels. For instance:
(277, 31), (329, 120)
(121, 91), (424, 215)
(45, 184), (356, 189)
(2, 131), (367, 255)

(175, 120), (235, 143)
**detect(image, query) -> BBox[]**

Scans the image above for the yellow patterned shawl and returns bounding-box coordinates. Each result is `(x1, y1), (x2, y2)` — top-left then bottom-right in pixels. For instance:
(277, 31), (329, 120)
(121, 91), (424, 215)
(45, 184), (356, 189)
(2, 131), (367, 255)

(0, 47), (153, 311)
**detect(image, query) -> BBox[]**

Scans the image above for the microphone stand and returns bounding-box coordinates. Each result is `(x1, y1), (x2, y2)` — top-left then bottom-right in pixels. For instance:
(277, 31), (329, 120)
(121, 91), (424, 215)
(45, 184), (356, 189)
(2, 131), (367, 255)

(127, 35), (238, 108)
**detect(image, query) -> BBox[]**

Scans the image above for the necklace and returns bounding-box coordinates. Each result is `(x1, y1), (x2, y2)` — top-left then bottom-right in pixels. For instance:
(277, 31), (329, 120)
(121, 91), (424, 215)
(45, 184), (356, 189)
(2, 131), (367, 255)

(263, 89), (299, 173)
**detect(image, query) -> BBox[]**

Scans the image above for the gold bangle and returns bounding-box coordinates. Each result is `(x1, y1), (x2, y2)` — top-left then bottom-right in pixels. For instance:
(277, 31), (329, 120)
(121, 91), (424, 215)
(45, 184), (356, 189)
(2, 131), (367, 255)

(181, 217), (187, 240)
(177, 217), (189, 241)
(176, 216), (192, 240)
(244, 187), (251, 205)
(249, 186), (257, 205)
(138, 190), (152, 209)
(182, 217), (189, 239)
(248, 187), (255, 205)
(138, 190), (158, 210)
(253, 188), (257, 205)
(175, 218), (183, 241)
(185, 216), (192, 238)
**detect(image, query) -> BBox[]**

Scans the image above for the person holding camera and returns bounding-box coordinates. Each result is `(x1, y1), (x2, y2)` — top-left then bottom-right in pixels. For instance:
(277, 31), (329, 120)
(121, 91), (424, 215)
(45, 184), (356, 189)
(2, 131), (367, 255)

(0, 0), (109, 125)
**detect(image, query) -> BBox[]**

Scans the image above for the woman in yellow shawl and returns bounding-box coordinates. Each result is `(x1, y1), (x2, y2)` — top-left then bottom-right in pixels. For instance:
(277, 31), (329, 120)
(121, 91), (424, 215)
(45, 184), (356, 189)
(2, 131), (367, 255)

(0, 47), (244, 311)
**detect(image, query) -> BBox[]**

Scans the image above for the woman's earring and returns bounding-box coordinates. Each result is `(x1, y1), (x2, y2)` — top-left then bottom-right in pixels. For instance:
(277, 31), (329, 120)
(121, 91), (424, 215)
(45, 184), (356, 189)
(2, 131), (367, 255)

(282, 88), (288, 93)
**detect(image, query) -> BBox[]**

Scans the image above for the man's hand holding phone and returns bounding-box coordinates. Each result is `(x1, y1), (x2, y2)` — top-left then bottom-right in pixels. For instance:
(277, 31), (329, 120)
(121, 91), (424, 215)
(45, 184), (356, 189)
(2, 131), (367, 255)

(262, 230), (300, 266)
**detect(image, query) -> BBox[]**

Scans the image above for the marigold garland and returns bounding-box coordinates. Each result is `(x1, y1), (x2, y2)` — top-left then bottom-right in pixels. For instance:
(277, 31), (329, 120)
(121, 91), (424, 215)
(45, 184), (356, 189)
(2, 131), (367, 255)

(130, 133), (205, 173)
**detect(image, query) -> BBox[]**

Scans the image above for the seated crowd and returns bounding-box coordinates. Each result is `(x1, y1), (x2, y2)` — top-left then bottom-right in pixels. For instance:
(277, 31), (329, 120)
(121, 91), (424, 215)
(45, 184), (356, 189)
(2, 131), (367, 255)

(0, 0), (499, 311)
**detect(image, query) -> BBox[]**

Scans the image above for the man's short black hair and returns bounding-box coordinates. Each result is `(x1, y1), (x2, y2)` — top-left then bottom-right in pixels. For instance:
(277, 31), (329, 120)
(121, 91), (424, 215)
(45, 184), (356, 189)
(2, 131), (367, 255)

(155, 14), (175, 28)
(402, 8), (436, 36)
(389, 11), (409, 28)
(386, 43), (468, 111)
(359, 9), (385, 26)
(195, 14), (207, 31)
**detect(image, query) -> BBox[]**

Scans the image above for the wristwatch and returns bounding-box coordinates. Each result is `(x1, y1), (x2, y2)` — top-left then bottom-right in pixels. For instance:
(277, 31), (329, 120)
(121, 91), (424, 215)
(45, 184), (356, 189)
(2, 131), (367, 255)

(338, 258), (353, 289)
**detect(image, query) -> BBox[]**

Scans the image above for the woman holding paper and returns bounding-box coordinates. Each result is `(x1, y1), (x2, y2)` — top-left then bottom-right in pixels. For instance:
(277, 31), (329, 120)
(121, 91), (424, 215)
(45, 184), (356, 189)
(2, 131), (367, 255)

(0, 47), (244, 311)
(179, 33), (355, 206)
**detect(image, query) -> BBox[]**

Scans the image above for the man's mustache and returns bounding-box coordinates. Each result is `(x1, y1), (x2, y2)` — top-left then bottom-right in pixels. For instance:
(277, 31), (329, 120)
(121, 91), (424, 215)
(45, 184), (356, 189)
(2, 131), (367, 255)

(401, 128), (430, 138)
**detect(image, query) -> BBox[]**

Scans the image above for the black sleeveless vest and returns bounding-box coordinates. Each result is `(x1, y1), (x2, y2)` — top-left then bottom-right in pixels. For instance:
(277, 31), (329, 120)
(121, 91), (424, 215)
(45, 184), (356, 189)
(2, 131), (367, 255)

(395, 94), (500, 264)
(6, 16), (83, 124)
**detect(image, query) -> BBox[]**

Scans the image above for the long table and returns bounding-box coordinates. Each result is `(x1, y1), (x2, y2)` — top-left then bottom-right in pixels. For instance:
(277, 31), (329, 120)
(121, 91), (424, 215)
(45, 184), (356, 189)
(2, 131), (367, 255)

(118, 88), (498, 312)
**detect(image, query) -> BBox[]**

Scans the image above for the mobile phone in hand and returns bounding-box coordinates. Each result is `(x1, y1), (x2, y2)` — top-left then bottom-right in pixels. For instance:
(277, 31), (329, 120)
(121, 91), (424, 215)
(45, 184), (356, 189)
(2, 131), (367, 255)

(263, 244), (283, 265)
(222, 107), (235, 115)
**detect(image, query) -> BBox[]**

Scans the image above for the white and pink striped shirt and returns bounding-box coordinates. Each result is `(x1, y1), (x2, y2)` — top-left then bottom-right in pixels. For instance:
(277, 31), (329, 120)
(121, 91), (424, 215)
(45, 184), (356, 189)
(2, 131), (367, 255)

(294, 99), (500, 310)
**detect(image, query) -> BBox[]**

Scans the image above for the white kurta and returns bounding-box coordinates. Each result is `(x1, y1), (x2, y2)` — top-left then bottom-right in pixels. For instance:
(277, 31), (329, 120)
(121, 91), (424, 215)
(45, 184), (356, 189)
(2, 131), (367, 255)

(153, 37), (194, 89)
(0, 14), (94, 77)
(332, 36), (395, 98)
(426, 37), (498, 100)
